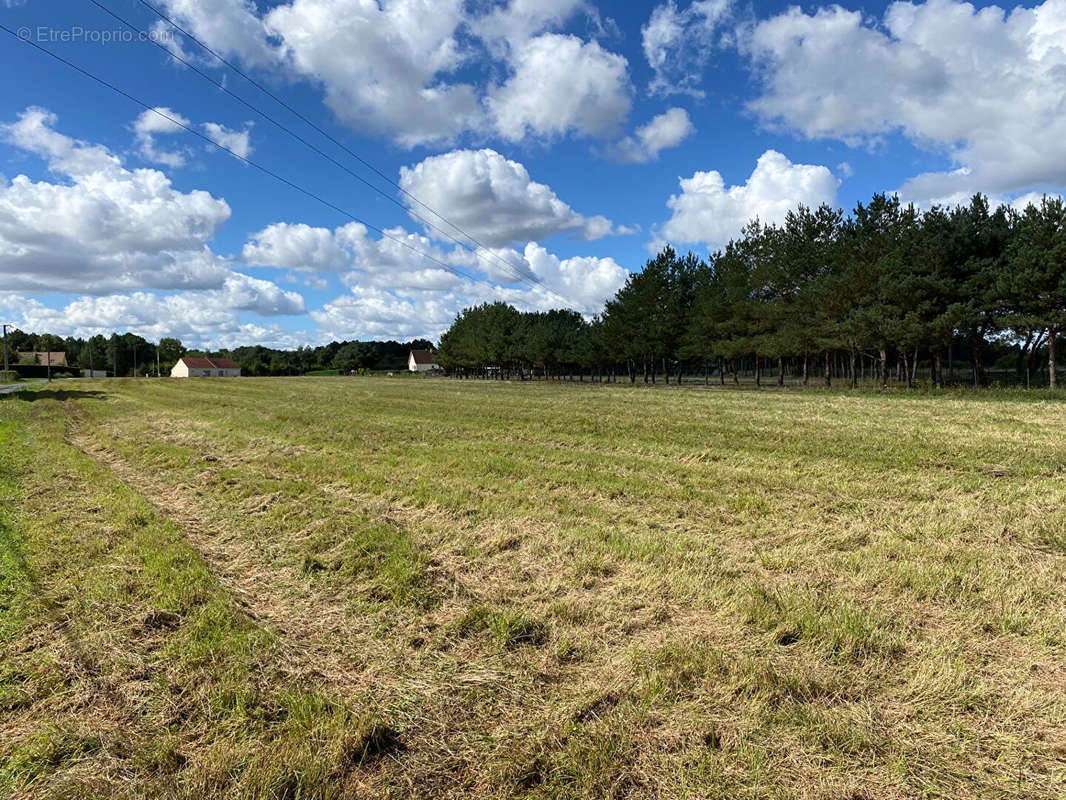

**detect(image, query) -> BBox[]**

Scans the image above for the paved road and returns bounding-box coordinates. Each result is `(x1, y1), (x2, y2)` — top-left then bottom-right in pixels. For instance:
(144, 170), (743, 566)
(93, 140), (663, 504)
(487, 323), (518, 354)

(0, 381), (32, 396)
(0, 379), (68, 395)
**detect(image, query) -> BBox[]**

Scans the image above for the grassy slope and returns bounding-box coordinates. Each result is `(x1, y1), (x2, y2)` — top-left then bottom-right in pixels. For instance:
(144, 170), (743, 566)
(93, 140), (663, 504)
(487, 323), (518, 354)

(2, 378), (1065, 798)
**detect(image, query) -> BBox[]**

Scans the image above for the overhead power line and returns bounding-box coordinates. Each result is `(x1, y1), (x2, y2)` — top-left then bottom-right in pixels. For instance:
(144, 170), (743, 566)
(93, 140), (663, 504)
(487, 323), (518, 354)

(87, 0), (565, 302)
(0, 22), (515, 292)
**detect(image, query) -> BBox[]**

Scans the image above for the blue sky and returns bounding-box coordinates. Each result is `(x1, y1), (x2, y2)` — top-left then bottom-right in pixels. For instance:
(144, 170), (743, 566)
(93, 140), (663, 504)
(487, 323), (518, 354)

(1, 0), (1064, 347)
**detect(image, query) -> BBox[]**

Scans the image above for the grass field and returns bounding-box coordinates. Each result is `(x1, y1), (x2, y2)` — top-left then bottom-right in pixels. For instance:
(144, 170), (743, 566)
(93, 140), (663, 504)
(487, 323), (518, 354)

(2, 377), (1065, 799)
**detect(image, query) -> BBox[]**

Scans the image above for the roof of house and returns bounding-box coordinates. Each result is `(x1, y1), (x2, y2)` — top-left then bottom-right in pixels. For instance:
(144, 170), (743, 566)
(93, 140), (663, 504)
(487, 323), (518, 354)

(177, 357), (241, 370)
(409, 349), (438, 365)
(18, 351), (67, 365)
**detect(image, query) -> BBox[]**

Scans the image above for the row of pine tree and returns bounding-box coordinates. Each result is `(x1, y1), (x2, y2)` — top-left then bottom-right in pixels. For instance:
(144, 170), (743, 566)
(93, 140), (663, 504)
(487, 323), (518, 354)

(438, 193), (1066, 388)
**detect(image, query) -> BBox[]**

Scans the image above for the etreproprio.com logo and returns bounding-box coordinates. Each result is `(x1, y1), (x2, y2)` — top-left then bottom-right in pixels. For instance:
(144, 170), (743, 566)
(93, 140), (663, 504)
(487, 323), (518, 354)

(16, 26), (175, 45)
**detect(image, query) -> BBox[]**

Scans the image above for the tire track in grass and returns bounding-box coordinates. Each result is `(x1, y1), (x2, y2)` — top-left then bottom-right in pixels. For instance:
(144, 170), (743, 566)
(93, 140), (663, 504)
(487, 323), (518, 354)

(66, 425), (547, 704)
(2, 401), (415, 798)
(63, 430), (616, 796)
(67, 431), (376, 695)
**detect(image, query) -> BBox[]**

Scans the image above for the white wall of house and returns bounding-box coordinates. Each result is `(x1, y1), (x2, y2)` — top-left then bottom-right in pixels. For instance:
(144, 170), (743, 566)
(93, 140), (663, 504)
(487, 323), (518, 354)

(170, 360), (241, 378)
(408, 353), (439, 372)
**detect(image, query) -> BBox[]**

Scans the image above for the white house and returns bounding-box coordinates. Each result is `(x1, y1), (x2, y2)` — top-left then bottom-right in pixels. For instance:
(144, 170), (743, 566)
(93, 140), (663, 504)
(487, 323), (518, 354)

(171, 356), (241, 378)
(408, 349), (441, 373)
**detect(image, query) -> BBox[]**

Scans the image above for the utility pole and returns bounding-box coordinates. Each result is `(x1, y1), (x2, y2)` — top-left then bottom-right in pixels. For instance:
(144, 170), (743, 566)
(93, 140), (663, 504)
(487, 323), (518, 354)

(156, 346), (160, 377)
(2, 323), (9, 372)
(46, 352), (51, 383)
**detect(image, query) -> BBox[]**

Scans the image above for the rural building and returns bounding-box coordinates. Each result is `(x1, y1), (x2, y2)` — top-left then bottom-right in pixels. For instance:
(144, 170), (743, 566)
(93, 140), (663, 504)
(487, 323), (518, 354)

(18, 351), (66, 366)
(408, 349), (441, 373)
(171, 356), (241, 378)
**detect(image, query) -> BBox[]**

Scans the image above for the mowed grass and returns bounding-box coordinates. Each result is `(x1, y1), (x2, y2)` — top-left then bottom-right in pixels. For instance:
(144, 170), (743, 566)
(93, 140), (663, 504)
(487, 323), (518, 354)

(2, 377), (1066, 799)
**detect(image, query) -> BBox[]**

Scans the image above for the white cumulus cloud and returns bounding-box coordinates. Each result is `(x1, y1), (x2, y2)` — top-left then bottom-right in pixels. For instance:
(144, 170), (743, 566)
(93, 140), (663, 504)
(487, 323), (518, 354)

(398, 148), (624, 248)
(13, 290), (305, 350)
(642, 0), (732, 95)
(310, 249), (625, 342)
(132, 108), (254, 166)
(521, 242), (627, 311)
(155, 0), (281, 67)
(202, 121), (254, 159)
(242, 214), (626, 311)
(262, 0), (481, 148)
(311, 285), (468, 342)
(0, 107), (233, 293)
(155, 0), (637, 148)
(660, 149), (839, 249)
(0, 107), (306, 348)
(243, 220), (468, 291)
(132, 107), (192, 168)
(471, 0), (591, 53)
(245, 212), (629, 341)
(243, 221), (353, 272)
(607, 107), (694, 163)
(739, 0), (1066, 202)
(487, 33), (632, 142)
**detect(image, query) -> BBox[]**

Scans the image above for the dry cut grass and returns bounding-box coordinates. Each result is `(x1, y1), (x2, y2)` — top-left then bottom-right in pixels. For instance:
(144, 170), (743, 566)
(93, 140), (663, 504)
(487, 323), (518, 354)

(2, 378), (1066, 799)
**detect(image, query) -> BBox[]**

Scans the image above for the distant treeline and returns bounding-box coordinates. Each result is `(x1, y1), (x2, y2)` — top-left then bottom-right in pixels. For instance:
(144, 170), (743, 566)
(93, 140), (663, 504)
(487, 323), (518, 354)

(225, 340), (434, 376)
(439, 193), (1066, 388)
(1, 328), (433, 377)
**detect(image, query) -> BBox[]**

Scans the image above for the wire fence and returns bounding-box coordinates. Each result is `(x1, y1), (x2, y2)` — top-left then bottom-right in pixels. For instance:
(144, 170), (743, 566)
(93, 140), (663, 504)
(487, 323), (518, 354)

(438, 363), (1057, 390)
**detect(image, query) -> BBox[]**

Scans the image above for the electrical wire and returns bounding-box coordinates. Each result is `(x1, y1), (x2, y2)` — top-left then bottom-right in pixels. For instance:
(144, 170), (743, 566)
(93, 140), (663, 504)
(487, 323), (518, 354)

(93, 0), (564, 301)
(0, 22), (516, 292)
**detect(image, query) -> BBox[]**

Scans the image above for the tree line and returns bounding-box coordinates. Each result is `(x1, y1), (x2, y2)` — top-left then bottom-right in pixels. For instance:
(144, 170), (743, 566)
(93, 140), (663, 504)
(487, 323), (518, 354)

(438, 193), (1066, 388)
(1, 328), (433, 377)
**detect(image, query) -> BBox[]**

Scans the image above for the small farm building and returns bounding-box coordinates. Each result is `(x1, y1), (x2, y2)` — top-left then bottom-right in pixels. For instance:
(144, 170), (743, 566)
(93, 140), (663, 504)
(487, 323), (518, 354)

(408, 349), (441, 373)
(171, 357), (241, 378)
